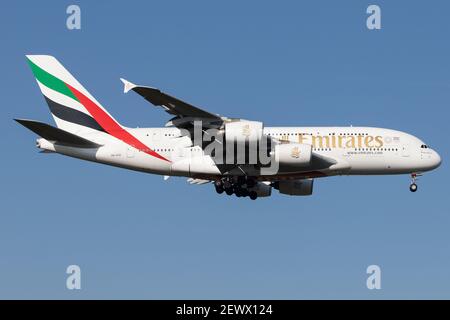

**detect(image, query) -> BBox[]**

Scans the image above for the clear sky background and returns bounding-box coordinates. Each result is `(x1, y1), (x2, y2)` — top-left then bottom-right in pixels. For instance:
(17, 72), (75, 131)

(1, 0), (449, 299)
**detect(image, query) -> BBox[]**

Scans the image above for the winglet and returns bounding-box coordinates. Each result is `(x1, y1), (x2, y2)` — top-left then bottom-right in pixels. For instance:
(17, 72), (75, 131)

(120, 78), (137, 93)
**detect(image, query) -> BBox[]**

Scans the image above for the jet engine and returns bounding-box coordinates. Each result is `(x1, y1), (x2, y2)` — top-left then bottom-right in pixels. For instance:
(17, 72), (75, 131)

(250, 181), (272, 197)
(271, 143), (312, 166)
(224, 120), (264, 145)
(274, 179), (314, 196)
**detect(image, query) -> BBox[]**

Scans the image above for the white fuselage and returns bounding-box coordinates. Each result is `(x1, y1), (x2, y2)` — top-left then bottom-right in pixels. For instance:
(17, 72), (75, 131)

(22, 55), (442, 198)
(37, 126), (442, 180)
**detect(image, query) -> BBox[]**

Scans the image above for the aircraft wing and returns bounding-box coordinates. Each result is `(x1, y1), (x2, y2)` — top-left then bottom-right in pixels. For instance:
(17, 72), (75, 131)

(120, 79), (223, 127)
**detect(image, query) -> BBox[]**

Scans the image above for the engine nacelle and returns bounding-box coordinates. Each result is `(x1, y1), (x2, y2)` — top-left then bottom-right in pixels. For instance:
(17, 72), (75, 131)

(249, 181), (272, 197)
(225, 120), (264, 145)
(276, 179), (314, 196)
(271, 143), (312, 166)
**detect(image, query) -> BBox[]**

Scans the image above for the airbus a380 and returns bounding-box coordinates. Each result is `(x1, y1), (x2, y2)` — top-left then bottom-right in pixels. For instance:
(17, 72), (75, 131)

(16, 55), (441, 200)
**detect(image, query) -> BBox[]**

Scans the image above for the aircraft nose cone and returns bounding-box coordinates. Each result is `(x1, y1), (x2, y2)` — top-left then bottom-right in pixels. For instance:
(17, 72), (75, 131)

(430, 150), (442, 169)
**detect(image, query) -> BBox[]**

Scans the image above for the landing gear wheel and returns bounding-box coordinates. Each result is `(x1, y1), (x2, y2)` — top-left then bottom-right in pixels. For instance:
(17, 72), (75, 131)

(215, 185), (224, 194)
(246, 179), (256, 188)
(249, 191), (258, 200)
(409, 173), (419, 193)
(409, 183), (418, 192)
(225, 188), (234, 196)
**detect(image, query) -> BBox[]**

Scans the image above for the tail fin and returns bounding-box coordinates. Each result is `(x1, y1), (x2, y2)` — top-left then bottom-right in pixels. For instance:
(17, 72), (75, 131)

(26, 55), (118, 135)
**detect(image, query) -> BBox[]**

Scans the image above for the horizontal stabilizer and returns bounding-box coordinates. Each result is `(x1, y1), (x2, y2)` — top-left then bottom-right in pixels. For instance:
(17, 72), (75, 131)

(15, 119), (102, 148)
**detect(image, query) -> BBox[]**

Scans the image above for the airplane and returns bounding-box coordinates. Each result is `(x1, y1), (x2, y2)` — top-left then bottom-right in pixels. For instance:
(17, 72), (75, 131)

(16, 55), (441, 200)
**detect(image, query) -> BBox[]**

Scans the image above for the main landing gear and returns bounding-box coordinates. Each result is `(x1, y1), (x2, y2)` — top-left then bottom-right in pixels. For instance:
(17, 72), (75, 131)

(214, 177), (258, 200)
(409, 173), (418, 192)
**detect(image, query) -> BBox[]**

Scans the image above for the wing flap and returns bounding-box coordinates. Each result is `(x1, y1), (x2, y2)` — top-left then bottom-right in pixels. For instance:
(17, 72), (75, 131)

(187, 178), (211, 185)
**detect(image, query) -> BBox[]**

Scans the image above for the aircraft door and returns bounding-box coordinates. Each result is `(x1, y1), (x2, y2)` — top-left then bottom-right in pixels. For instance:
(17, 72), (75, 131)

(152, 131), (160, 141)
(401, 144), (410, 157)
(127, 147), (135, 158)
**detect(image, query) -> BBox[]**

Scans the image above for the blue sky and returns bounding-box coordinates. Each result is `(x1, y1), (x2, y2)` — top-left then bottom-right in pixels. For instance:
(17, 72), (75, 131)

(0, 0), (449, 299)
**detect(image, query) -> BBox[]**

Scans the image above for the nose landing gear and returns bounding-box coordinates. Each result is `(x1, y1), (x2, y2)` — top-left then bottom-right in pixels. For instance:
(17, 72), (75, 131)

(409, 173), (419, 192)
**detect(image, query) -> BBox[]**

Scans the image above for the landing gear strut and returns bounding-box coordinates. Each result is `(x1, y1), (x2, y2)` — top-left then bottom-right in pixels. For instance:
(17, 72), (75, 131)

(409, 173), (418, 192)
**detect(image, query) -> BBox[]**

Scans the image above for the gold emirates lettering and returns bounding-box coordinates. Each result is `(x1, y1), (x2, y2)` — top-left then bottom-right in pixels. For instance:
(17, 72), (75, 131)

(298, 134), (383, 148)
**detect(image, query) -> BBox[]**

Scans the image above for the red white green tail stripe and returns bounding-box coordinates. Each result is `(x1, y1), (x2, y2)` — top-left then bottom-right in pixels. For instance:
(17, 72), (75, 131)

(26, 55), (169, 162)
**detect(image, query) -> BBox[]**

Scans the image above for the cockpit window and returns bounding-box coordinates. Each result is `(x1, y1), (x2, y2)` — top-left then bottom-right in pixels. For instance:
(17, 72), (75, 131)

(421, 144), (429, 149)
